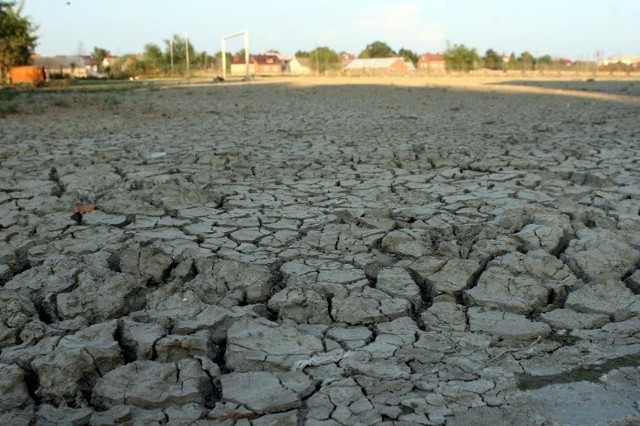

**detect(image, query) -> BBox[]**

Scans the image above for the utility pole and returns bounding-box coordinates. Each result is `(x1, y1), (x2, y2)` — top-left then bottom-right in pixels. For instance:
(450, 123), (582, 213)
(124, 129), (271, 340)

(244, 30), (250, 80)
(170, 40), (174, 76)
(185, 31), (190, 81)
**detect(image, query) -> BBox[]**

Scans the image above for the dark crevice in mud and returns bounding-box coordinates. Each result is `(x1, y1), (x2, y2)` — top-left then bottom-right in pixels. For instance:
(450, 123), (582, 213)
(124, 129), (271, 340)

(268, 270), (287, 299)
(23, 366), (42, 405)
(114, 320), (137, 363)
(150, 338), (160, 362)
(553, 286), (570, 309)
(327, 296), (335, 323)
(213, 338), (229, 374)
(516, 352), (640, 391)
(584, 218), (598, 229)
(13, 244), (33, 275)
(107, 251), (121, 272)
(297, 399), (310, 426)
(409, 268), (432, 308)
(113, 166), (127, 180)
(86, 348), (104, 377)
(550, 232), (571, 258)
(367, 274), (378, 289)
(34, 299), (57, 325)
(466, 257), (491, 295)
(546, 333), (581, 347)
(48, 167), (66, 197)
(411, 304), (426, 331)
(196, 358), (219, 409)
(214, 193), (229, 210)
(545, 288), (558, 309)
(163, 207), (179, 219)
(113, 214), (135, 229)
(622, 267), (640, 295)
(265, 306), (279, 322)
(156, 259), (178, 286)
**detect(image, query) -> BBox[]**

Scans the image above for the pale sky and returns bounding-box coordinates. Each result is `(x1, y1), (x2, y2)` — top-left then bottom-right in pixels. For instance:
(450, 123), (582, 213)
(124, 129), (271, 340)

(22, 0), (639, 59)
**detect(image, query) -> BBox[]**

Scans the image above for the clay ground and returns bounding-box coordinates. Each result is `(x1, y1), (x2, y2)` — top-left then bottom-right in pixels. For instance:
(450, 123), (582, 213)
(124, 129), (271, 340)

(1, 75), (640, 424)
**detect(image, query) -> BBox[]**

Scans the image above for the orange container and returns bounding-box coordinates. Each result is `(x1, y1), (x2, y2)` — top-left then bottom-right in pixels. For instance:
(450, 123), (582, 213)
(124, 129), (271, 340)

(9, 66), (47, 84)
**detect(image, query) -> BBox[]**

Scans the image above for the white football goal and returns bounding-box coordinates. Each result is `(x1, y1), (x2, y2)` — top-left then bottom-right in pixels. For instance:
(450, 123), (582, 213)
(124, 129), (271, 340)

(221, 30), (249, 80)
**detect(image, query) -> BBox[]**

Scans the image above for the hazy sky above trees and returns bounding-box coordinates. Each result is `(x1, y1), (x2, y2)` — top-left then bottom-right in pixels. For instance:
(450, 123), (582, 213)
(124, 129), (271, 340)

(24, 0), (639, 58)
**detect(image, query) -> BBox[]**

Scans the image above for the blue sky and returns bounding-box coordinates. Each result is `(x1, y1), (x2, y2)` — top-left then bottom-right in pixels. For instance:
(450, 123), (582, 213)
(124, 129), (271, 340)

(23, 0), (639, 59)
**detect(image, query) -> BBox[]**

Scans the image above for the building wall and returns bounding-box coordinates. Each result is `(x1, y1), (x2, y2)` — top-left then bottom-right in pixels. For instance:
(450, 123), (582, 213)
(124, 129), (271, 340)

(390, 59), (410, 73)
(9, 66), (46, 84)
(230, 62), (283, 75)
(343, 59), (412, 75)
(230, 63), (255, 75)
(418, 59), (446, 73)
(288, 59), (310, 75)
(256, 64), (283, 75)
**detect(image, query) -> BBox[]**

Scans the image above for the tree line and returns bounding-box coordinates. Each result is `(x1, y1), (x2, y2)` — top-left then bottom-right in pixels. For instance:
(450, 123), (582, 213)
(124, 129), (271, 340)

(443, 43), (575, 72)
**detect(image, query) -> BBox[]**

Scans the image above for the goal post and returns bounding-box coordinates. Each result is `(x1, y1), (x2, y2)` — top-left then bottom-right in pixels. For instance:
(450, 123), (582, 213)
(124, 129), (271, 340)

(221, 30), (249, 80)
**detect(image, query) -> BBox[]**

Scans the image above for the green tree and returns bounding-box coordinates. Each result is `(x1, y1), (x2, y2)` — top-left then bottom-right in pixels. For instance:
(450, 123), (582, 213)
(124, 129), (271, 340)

(518, 51), (535, 71)
(537, 54), (552, 65)
(358, 41), (395, 58)
(142, 43), (165, 75)
(535, 54), (551, 72)
(91, 46), (109, 72)
(398, 48), (418, 66)
(0, 1), (38, 81)
(443, 43), (478, 72)
(163, 34), (196, 71)
(214, 50), (233, 73)
(482, 48), (502, 70)
(196, 51), (213, 70)
(295, 50), (310, 58)
(308, 46), (340, 73)
(143, 43), (163, 64)
(234, 48), (249, 61)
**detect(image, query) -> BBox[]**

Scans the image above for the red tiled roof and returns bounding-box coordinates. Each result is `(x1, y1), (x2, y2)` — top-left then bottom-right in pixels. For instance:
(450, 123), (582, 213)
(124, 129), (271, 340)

(419, 53), (444, 61)
(232, 53), (282, 65)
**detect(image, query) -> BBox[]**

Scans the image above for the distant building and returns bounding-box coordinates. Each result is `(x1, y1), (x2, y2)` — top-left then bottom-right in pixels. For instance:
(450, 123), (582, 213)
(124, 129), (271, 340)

(9, 65), (47, 84)
(339, 52), (356, 65)
(556, 58), (573, 67)
(231, 53), (285, 76)
(33, 55), (99, 78)
(598, 55), (640, 67)
(417, 53), (445, 73)
(102, 54), (119, 69)
(287, 57), (310, 75)
(342, 57), (415, 75)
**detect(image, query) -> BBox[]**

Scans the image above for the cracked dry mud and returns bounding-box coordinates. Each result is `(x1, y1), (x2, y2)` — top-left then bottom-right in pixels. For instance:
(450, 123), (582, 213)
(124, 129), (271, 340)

(1, 77), (639, 425)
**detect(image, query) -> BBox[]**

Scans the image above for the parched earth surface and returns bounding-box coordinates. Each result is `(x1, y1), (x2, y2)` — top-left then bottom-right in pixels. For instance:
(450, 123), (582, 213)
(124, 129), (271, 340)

(1, 77), (639, 425)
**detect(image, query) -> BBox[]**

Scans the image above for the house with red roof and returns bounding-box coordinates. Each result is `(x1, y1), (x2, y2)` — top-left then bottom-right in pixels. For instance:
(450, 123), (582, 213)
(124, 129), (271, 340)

(417, 53), (445, 73)
(231, 53), (285, 76)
